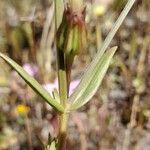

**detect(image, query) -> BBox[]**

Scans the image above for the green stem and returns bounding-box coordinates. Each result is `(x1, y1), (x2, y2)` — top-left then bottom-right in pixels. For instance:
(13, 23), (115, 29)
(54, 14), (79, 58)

(58, 113), (68, 150)
(55, 1), (68, 149)
(57, 50), (68, 106)
(57, 50), (68, 150)
(96, 17), (102, 50)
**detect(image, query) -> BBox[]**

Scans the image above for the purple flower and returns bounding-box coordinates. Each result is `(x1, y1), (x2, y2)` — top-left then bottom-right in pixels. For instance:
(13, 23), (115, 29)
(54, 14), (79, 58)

(23, 63), (38, 77)
(43, 83), (57, 95)
(43, 79), (80, 96)
(69, 79), (80, 95)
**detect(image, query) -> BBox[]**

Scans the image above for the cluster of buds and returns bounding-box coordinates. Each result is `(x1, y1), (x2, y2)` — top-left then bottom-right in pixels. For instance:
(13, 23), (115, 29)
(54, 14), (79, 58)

(57, 0), (87, 88)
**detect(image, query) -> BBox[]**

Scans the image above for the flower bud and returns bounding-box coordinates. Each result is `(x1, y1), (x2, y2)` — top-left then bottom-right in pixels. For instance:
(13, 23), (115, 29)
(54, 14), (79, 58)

(56, 1), (87, 87)
(57, 1), (86, 56)
(70, 0), (84, 13)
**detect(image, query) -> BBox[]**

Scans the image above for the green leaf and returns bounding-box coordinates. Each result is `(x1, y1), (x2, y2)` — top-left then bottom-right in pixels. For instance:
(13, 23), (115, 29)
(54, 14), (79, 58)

(52, 89), (60, 103)
(0, 53), (64, 113)
(69, 47), (117, 111)
(97, 0), (136, 59)
(46, 135), (57, 150)
(68, 0), (136, 111)
(46, 139), (57, 150)
(55, 0), (64, 29)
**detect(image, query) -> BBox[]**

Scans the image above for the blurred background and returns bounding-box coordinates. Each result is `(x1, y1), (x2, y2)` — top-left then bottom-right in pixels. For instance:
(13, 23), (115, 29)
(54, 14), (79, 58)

(0, 0), (150, 149)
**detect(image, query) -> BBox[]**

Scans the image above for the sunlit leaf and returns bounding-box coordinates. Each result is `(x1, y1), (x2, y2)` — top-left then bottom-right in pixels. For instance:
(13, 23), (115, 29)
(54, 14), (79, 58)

(0, 53), (64, 113)
(68, 0), (136, 111)
(97, 0), (136, 59)
(69, 47), (117, 111)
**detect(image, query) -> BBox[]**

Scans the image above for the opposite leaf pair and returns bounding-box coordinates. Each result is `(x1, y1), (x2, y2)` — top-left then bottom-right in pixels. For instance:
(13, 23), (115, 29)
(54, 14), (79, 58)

(0, 46), (116, 112)
(0, 0), (136, 113)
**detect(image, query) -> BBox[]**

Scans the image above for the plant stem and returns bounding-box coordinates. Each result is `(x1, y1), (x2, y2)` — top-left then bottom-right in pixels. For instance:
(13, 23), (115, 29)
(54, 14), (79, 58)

(96, 17), (102, 50)
(57, 50), (68, 106)
(56, 31), (68, 150)
(54, 1), (69, 149)
(57, 50), (68, 150)
(58, 113), (68, 150)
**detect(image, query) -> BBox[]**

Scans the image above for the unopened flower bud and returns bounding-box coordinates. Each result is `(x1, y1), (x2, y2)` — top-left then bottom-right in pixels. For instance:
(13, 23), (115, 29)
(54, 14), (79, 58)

(57, 1), (86, 56)
(56, 1), (87, 87)
(70, 0), (84, 13)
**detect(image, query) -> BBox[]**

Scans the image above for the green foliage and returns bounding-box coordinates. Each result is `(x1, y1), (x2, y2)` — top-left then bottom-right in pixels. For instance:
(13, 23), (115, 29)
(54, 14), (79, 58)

(69, 47), (117, 111)
(0, 0), (137, 149)
(0, 53), (64, 113)
(46, 136), (58, 150)
(0, 0), (136, 113)
(68, 0), (136, 110)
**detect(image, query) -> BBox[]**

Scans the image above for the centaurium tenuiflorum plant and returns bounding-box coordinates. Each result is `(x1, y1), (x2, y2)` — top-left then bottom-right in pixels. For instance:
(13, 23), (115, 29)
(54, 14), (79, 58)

(0, 0), (136, 149)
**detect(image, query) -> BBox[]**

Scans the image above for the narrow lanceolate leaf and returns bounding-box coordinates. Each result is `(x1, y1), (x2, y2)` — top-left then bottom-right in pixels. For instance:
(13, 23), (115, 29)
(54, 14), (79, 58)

(68, 0), (136, 111)
(0, 53), (64, 113)
(69, 47), (117, 111)
(97, 0), (136, 59)
(55, 0), (64, 29)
